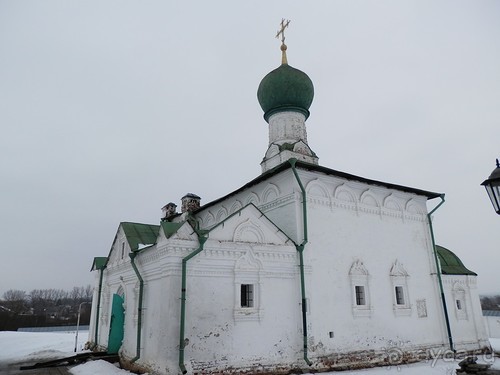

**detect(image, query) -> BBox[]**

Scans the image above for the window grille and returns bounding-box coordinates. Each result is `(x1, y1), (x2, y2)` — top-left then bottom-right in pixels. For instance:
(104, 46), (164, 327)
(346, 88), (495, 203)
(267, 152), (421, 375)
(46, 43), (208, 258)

(395, 286), (405, 305)
(241, 284), (254, 308)
(355, 286), (365, 306)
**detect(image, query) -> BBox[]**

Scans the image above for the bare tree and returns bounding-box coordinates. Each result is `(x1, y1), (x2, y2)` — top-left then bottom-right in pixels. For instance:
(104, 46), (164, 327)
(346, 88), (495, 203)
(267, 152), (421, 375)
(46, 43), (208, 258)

(2, 289), (28, 314)
(70, 286), (84, 303)
(481, 295), (500, 311)
(84, 284), (93, 301)
(29, 289), (54, 313)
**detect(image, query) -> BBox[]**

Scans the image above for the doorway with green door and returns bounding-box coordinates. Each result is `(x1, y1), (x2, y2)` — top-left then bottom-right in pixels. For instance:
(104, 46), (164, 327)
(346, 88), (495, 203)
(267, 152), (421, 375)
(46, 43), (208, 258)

(108, 292), (125, 354)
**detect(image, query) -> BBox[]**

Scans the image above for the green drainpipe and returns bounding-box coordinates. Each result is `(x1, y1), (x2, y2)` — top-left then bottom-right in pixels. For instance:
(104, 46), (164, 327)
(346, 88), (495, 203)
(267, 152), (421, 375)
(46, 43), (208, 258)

(289, 158), (313, 367)
(427, 194), (454, 352)
(94, 266), (105, 347)
(179, 230), (208, 374)
(129, 252), (144, 363)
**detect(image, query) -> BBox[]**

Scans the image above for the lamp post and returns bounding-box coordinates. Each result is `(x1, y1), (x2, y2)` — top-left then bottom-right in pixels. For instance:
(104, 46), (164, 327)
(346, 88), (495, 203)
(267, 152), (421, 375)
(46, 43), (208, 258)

(74, 301), (91, 352)
(481, 159), (500, 215)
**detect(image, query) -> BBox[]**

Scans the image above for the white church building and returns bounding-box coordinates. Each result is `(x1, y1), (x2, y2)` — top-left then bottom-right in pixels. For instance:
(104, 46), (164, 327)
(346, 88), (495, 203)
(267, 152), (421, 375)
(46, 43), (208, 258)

(88, 27), (489, 375)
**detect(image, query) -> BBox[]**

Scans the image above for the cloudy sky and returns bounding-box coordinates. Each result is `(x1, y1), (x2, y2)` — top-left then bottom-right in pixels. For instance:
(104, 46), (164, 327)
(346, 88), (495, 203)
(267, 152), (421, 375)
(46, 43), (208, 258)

(1, 1), (499, 297)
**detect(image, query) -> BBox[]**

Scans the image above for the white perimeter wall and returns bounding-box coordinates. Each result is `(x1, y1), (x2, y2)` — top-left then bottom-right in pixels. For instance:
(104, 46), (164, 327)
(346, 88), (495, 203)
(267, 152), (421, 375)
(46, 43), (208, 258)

(484, 315), (500, 338)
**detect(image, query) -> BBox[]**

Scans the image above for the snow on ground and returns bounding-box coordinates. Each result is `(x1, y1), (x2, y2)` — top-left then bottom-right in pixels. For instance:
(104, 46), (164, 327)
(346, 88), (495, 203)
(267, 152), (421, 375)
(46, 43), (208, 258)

(490, 338), (500, 352)
(1, 330), (500, 374)
(0, 330), (89, 365)
(70, 360), (134, 375)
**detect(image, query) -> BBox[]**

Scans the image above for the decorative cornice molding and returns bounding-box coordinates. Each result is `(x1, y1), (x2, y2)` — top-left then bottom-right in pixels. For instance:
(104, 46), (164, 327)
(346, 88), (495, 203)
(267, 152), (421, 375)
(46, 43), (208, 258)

(442, 276), (476, 287)
(259, 193), (295, 212)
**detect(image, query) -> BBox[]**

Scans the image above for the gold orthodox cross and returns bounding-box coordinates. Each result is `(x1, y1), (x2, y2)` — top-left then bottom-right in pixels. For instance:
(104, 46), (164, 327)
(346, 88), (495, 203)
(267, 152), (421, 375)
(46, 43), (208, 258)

(276, 19), (290, 45)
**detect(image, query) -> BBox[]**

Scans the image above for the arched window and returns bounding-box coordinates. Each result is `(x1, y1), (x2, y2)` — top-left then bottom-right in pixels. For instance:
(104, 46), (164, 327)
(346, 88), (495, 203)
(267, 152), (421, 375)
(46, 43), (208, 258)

(233, 247), (263, 322)
(349, 260), (372, 317)
(389, 259), (411, 316)
(452, 282), (468, 320)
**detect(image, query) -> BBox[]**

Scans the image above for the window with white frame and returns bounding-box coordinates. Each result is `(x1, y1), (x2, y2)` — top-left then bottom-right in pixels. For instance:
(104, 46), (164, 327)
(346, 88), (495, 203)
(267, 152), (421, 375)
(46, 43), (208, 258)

(349, 260), (371, 317)
(452, 283), (468, 320)
(389, 260), (411, 316)
(234, 248), (263, 322)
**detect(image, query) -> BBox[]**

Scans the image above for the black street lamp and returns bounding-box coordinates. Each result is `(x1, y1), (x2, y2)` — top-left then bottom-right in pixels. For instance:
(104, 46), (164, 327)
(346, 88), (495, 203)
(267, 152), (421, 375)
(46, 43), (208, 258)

(481, 159), (500, 215)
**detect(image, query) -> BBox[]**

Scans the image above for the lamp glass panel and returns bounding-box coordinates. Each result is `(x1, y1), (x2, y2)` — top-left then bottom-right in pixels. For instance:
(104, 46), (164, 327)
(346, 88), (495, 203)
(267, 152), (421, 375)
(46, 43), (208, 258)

(485, 184), (500, 213)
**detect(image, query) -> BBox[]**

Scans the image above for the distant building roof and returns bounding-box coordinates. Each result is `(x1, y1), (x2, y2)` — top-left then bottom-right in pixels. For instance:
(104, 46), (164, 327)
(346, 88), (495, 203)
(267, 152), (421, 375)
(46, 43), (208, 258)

(436, 245), (477, 276)
(483, 310), (500, 317)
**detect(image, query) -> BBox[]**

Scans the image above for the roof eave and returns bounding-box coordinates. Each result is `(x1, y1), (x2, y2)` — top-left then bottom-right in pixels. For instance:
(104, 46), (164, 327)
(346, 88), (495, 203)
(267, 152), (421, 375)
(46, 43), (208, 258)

(195, 160), (442, 214)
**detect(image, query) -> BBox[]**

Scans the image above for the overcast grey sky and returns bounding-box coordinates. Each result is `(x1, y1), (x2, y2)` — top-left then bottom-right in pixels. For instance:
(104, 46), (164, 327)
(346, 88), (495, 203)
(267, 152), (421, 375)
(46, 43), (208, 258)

(1, 1), (499, 297)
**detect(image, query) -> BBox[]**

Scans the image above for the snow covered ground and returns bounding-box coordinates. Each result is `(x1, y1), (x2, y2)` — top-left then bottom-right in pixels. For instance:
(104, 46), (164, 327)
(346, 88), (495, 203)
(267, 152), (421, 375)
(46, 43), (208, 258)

(0, 330), (499, 374)
(0, 330), (135, 374)
(0, 330), (88, 364)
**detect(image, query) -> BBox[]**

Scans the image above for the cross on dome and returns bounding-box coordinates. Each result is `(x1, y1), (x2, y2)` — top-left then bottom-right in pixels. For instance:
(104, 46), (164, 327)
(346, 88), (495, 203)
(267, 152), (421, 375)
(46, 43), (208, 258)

(276, 19), (290, 64)
(275, 19), (290, 45)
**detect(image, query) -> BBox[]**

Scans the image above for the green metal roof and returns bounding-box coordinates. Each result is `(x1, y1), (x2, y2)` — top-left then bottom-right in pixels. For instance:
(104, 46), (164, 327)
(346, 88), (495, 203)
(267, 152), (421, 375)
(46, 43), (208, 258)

(160, 221), (184, 239)
(91, 256), (108, 271)
(121, 222), (160, 251)
(436, 245), (477, 276)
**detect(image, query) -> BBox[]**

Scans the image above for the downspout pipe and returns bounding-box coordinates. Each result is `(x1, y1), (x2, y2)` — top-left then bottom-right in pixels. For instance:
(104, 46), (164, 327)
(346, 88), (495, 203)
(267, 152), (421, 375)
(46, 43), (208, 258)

(427, 194), (454, 352)
(179, 230), (208, 375)
(129, 252), (144, 363)
(289, 158), (313, 367)
(94, 266), (106, 348)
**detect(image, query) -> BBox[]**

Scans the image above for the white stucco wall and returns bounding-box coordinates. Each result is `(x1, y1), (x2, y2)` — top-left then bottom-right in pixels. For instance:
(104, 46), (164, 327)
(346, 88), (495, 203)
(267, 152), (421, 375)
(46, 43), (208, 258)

(176, 205), (302, 373)
(89, 165), (488, 374)
(197, 171), (300, 242)
(87, 271), (100, 346)
(180, 246), (302, 373)
(442, 275), (489, 350)
(294, 169), (448, 364)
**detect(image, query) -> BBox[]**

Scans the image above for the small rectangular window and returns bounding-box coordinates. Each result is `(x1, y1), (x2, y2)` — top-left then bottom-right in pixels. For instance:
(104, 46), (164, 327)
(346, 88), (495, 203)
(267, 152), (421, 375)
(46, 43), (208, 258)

(395, 286), (405, 305)
(355, 286), (365, 306)
(241, 284), (254, 308)
(121, 243), (125, 259)
(456, 300), (462, 310)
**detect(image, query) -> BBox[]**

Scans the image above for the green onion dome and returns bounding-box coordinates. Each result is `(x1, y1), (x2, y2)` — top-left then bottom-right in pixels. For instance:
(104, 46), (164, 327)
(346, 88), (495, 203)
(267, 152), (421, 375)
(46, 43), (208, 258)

(257, 62), (314, 123)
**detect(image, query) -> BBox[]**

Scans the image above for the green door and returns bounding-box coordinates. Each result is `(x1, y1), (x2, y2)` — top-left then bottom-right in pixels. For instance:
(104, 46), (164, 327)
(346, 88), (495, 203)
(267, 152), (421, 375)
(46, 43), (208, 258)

(108, 293), (125, 354)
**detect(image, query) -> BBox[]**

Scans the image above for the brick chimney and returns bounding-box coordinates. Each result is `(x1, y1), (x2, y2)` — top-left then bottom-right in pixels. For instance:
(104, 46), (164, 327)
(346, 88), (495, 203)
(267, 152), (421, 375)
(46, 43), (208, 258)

(181, 193), (201, 213)
(161, 202), (177, 220)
